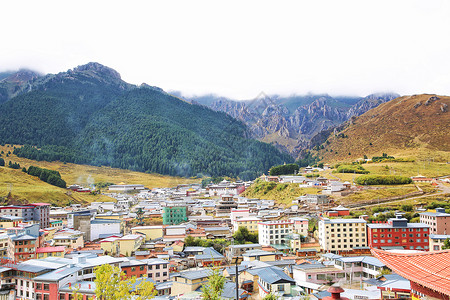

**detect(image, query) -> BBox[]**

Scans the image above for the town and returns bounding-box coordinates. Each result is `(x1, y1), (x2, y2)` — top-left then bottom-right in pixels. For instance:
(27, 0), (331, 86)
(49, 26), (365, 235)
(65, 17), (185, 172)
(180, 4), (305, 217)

(0, 171), (449, 300)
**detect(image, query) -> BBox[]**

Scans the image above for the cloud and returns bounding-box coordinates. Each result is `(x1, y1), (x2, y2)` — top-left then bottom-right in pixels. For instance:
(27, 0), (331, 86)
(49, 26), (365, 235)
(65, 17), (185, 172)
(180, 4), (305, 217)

(1, 0), (450, 99)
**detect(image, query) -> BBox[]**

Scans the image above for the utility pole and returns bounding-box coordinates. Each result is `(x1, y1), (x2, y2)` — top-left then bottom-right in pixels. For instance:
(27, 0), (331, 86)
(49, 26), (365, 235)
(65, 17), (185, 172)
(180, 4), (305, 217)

(235, 260), (239, 300)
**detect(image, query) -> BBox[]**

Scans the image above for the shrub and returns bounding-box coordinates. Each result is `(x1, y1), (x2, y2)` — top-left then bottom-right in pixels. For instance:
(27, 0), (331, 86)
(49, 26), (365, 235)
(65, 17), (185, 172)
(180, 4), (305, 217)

(335, 165), (369, 174)
(355, 175), (413, 185)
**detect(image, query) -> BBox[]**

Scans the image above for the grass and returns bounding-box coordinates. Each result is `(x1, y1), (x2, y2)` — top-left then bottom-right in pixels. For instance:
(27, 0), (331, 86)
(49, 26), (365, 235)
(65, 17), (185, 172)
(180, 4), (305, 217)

(243, 180), (321, 207)
(0, 144), (199, 205)
(338, 184), (419, 204)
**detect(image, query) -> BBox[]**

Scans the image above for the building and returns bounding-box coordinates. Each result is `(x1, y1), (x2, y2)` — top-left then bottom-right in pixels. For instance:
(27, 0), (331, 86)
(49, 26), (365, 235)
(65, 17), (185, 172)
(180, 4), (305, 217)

(90, 218), (122, 241)
(131, 225), (164, 241)
(162, 206), (187, 225)
(258, 220), (294, 247)
(367, 215), (430, 250)
(325, 205), (350, 217)
(0, 203), (50, 229)
(36, 246), (66, 259)
(429, 234), (450, 251)
(171, 269), (210, 296)
(372, 248), (450, 299)
(225, 244), (262, 261)
(290, 217), (309, 237)
(233, 217), (261, 233)
(318, 218), (367, 252)
(215, 195), (238, 217)
(108, 184), (145, 192)
(146, 258), (170, 282)
(117, 234), (144, 256)
(257, 266), (297, 298)
(420, 208), (450, 235)
(305, 194), (329, 205)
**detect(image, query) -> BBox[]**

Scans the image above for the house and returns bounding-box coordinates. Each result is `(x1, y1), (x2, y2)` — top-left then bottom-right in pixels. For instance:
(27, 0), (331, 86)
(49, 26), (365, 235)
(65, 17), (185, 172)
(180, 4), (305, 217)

(170, 269), (211, 296)
(194, 247), (225, 267)
(428, 234), (450, 251)
(226, 244), (262, 261)
(117, 234), (144, 256)
(242, 250), (278, 262)
(305, 194), (329, 205)
(90, 218), (122, 241)
(145, 258), (170, 282)
(233, 217), (261, 233)
(257, 266), (297, 298)
(36, 246), (66, 259)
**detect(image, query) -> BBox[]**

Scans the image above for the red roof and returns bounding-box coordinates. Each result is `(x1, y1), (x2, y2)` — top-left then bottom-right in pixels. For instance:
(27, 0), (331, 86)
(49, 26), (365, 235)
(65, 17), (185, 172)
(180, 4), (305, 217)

(371, 248), (450, 296)
(36, 246), (65, 253)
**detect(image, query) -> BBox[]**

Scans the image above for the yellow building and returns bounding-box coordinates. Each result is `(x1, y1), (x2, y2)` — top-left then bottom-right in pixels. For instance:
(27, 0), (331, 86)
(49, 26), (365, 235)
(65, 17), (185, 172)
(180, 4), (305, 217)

(131, 226), (164, 241)
(53, 231), (84, 250)
(242, 250), (277, 261)
(171, 270), (210, 296)
(36, 246), (66, 258)
(44, 227), (58, 241)
(100, 237), (120, 256)
(233, 217), (261, 233)
(0, 233), (8, 258)
(118, 234), (144, 256)
(318, 218), (367, 252)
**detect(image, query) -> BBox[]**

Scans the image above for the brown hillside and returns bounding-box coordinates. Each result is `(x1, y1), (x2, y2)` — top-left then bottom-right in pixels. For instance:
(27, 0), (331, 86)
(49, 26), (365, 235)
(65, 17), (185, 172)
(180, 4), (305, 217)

(317, 94), (450, 162)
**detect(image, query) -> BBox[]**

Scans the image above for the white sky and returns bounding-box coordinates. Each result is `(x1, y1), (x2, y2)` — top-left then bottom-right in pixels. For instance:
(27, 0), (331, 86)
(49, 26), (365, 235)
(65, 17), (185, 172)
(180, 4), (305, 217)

(1, 0), (450, 99)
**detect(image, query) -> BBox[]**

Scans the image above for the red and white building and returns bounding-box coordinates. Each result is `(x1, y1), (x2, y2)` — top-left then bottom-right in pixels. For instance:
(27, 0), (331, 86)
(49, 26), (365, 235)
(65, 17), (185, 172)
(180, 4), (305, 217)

(367, 215), (430, 251)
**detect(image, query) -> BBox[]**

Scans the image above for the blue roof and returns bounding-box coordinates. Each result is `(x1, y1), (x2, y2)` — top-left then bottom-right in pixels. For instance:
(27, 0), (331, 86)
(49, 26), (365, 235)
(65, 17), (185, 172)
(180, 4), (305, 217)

(257, 267), (295, 284)
(195, 247), (224, 260)
(34, 266), (81, 281)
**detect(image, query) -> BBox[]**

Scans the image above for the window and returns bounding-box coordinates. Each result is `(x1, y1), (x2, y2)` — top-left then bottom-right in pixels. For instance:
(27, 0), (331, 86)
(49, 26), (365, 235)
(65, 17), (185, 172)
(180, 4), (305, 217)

(44, 284), (49, 291)
(277, 285), (285, 291)
(36, 294), (42, 300)
(44, 294), (49, 300)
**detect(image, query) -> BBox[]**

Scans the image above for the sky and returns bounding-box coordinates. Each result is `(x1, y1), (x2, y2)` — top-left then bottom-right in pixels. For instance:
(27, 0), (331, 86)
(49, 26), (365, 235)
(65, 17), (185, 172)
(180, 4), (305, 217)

(1, 0), (450, 99)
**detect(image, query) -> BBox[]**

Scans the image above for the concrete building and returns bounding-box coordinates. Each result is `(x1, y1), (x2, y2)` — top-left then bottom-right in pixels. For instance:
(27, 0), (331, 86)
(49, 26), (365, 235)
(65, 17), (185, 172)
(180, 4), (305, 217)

(108, 184), (145, 192)
(419, 208), (450, 235)
(290, 217), (309, 237)
(305, 194), (329, 205)
(367, 215), (430, 250)
(162, 206), (187, 225)
(318, 218), (367, 252)
(258, 220), (294, 246)
(0, 203), (50, 229)
(232, 216), (261, 233)
(225, 243), (262, 261)
(90, 218), (121, 241)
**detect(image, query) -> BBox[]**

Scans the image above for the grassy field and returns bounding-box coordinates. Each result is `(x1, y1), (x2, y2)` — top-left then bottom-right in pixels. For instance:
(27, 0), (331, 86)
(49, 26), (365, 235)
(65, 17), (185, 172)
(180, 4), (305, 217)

(337, 185), (419, 205)
(243, 180), (321, 207)
(0, 145), (199, 205)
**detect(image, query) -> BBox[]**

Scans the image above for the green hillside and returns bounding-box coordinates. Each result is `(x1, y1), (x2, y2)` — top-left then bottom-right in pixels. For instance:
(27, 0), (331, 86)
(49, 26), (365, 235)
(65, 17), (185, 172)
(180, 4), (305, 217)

(0, 63), (292, 179)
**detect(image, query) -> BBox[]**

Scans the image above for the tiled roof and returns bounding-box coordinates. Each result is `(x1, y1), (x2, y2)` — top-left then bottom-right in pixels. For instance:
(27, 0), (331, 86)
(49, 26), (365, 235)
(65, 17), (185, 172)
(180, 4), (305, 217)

(371, 248), (450, 296)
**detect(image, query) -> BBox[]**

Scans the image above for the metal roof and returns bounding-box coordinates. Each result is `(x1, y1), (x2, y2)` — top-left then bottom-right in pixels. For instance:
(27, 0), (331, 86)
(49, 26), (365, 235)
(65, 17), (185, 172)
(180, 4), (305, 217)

(257, 267), (295, 284)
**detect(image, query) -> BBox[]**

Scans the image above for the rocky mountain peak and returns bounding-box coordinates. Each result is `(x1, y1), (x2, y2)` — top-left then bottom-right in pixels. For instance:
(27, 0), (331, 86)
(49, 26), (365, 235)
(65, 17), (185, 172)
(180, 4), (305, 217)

(71, 62), (122, 80)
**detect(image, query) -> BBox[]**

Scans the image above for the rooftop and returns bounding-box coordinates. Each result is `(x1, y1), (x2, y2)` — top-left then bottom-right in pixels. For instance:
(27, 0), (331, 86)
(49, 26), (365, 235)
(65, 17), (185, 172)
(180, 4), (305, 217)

(372, 248), (450, 296)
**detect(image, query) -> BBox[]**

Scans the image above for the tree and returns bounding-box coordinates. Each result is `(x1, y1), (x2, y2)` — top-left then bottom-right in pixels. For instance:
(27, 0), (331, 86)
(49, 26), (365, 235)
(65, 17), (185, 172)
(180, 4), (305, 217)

(95, 264), (136, 300)
(135, 277), (157, 300)
(0, 157), (4, 166)
(201, 267), (226, 300)
(233, 226), (258, 244)
(263, 293), (279, 300)
(443, 238), (450, 250)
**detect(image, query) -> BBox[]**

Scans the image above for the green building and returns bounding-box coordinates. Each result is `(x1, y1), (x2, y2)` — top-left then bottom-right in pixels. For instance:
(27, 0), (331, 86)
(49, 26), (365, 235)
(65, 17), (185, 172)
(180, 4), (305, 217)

(163, 206), (188, 225)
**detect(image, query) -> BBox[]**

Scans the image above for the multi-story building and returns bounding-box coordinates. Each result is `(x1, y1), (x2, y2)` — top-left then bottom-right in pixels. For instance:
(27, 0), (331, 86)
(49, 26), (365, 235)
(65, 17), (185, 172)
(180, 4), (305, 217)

(162, 206), (187, 225)
(290, 217), (309, 237)
(146, 258), (170, 282)
(258, 220), (293, 246)
(215, 195), (238, 217)
(367, 215), (430, 250)
(225, 243), (262, 261)
(232, 216), (261, 233)
(318, 218), (367, 252)
(0, 203), (50, 229)
(305, 194), (329, 205)
(419, 208), (450, 235)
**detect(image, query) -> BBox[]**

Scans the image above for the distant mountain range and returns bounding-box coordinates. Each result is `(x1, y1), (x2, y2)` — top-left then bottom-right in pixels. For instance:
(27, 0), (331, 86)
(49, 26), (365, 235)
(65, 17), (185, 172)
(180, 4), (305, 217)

(0, 63), (292, 179)
(172, 91), (400, 158)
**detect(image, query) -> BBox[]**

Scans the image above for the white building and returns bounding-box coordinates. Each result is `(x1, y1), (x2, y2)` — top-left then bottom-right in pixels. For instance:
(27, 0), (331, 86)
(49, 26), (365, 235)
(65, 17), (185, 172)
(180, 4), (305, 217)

(90, 218), (122, 241)
(289, 217), (309, 237)
(108, 184), (145, 192)
(318, 218), (367, 252)
(258, 220), (294, 246)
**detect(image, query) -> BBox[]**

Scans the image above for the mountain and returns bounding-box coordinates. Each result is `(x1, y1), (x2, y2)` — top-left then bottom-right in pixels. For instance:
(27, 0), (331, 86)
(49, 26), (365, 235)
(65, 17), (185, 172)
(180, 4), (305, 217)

(0, 63), (292, 179)
(315, 94), (450, 162)
(178, 92), (400, 158)
(0, 69), (42, 104)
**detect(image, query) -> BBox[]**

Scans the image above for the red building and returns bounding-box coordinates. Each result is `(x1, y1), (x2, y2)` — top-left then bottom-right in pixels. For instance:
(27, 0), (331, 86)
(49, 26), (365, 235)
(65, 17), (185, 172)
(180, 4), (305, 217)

(372, 248), (450, 299)
(367, 215), (430, 250)
(121, 259), (148, 278)
(325, 205), (350, 217)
